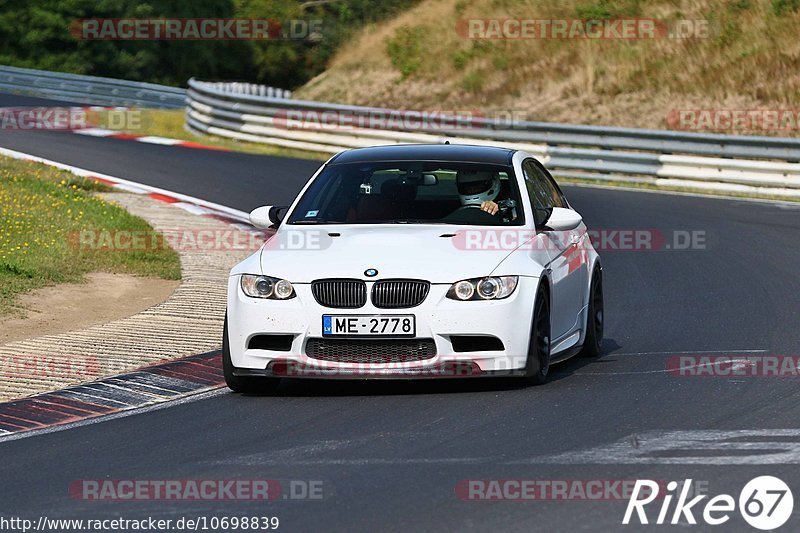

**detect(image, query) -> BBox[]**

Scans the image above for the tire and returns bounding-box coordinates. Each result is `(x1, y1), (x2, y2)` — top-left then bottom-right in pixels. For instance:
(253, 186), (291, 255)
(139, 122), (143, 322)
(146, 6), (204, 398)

(223, 315), (281, 394)
(522, 285), (551, 385)
(579, 268), (604, 358)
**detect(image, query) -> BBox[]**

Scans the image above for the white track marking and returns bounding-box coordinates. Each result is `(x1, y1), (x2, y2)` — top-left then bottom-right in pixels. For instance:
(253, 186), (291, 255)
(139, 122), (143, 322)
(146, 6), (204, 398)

(73, 128), (117, 137)
(108, 183), (149, 194)
(135, 136), (183, 145)
(173, 202), (213, 215)
(609, 349), (768, 356)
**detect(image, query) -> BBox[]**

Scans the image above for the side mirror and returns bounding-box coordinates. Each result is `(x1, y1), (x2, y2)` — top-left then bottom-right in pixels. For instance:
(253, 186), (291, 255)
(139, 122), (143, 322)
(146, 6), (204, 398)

(544, 207), (583, 231)
(249, 205), (288, 229)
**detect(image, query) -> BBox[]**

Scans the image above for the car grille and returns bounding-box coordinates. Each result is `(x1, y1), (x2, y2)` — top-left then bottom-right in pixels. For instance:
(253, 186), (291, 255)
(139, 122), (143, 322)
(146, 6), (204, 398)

(311, 279), (367, 308)
(372, 279), (430, 308)
(305, 338), (437, 364)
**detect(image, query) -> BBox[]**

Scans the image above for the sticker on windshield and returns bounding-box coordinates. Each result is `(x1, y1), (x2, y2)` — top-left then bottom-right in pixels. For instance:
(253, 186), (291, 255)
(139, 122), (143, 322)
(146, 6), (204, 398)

(305, 210), (319, 217)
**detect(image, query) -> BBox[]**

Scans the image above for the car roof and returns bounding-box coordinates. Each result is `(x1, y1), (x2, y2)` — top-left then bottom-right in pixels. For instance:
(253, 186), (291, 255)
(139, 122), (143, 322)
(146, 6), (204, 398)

(327, 144), (516, 165)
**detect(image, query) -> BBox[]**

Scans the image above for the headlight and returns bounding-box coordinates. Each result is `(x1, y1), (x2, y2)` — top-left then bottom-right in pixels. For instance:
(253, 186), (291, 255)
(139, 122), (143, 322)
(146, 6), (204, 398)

(446, 276), (518, 301)
(241, 274), (296, 300)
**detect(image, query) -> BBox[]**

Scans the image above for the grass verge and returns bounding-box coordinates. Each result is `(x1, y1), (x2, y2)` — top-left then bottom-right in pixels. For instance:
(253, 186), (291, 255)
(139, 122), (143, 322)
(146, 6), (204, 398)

(0, 156), (181, 316)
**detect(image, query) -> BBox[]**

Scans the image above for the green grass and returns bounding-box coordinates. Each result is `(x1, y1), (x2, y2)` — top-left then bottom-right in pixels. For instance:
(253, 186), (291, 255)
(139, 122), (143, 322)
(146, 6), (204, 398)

(386, 25), (428, 78)
(0, 157), (181, 316)
(133, 109), (330, 161)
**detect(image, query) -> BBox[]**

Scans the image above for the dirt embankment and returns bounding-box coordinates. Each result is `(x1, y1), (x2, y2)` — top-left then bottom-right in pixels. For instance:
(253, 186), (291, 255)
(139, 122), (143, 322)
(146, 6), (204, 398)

(297, 0), (800, 134)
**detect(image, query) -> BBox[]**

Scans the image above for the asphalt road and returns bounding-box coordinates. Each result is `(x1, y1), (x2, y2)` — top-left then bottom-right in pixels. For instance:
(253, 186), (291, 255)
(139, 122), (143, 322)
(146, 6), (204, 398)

(2, 94), (800, 531)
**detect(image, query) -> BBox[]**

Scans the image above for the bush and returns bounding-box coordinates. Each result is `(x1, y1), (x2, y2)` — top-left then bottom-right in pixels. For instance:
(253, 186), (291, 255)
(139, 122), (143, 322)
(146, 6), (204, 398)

(386, 25), (426, 79)
(0, 0), (423, 88)
(772, 0), (800, 14)
(574, 0), (643, 19)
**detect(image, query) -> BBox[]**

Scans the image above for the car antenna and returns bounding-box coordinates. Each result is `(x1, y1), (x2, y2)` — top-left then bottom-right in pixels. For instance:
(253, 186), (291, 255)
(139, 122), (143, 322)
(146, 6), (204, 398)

(444, 140), (450, 144)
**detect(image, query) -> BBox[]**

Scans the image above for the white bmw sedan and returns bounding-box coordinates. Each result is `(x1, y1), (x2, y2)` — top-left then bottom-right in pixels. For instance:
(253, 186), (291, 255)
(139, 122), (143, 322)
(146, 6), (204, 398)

(224, 144), (603, 392)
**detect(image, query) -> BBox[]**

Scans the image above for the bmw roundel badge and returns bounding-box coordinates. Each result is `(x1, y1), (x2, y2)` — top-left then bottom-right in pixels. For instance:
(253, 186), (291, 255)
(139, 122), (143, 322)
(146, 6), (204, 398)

(364, 268), (378, 277)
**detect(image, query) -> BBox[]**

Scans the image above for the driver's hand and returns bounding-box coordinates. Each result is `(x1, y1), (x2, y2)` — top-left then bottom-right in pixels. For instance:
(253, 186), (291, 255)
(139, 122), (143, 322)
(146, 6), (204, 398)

(480, 201), (499, 215)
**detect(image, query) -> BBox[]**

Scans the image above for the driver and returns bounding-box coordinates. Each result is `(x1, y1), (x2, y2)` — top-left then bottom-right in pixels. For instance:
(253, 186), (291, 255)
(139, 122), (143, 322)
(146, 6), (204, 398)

(456, 170), (508, 216)
(456, 170), (501, 214)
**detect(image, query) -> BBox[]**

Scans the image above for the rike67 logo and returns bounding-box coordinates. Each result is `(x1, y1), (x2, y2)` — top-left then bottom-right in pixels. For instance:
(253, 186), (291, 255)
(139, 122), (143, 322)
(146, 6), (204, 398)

(623, 476), (793, 530)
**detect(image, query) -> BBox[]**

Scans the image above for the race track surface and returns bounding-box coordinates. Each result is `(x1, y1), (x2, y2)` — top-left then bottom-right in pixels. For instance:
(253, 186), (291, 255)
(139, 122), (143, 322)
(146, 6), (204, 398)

(2, 94), (800, 531)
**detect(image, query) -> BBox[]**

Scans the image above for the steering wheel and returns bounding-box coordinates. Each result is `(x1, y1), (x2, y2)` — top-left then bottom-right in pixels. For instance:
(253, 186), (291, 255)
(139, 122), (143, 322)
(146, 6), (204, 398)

(444, 205), (499, 224)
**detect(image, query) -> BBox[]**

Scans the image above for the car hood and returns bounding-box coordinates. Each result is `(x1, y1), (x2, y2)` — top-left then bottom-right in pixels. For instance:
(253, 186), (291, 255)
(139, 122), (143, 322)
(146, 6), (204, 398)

(258, 225), (516, 283)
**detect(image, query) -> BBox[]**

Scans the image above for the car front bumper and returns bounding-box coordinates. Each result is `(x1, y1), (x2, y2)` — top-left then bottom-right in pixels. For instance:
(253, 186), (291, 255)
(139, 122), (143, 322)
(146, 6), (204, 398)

(226, 275), (539, 378)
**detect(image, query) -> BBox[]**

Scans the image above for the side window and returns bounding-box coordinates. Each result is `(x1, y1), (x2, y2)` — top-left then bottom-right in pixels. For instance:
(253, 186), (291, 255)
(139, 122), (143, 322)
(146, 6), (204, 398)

(530, 160), (567, 208)
(522, 160), (552, 227)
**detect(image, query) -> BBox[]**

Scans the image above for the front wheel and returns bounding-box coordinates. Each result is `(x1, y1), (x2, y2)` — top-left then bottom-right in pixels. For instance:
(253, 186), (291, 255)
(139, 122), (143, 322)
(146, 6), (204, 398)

(579, 268), (604, 358)
(522, 285), (551, 385)
(223, 315), (281, 394)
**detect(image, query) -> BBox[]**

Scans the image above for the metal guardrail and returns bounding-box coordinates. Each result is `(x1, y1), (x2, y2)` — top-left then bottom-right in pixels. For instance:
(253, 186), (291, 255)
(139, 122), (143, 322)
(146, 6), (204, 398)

(0, 67), (797, 195)
(194, 81), (292, 100)
(186, 78), (800, 196)
(0, 65), (186, 108)
(3, 67), (794, 196)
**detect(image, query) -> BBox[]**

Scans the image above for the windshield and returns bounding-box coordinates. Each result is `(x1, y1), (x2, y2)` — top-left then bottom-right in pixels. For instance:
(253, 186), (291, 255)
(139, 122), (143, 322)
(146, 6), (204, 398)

(287, 161), (524, 226)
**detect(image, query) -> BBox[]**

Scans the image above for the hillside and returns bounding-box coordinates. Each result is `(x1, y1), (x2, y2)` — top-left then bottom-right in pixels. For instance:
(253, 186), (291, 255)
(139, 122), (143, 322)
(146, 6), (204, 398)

(296, 0), (800, 132)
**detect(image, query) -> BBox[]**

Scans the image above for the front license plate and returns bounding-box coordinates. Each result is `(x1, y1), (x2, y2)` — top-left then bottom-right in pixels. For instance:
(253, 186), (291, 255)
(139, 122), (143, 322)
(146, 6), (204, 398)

(323, 315), (416, 336)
